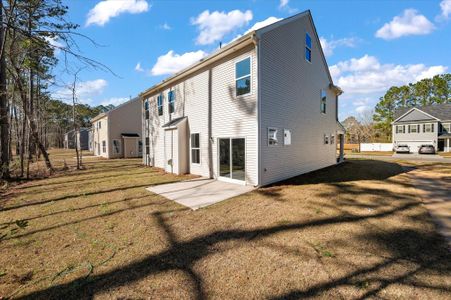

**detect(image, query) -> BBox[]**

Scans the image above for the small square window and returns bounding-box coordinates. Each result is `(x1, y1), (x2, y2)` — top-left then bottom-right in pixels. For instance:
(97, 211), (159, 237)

(268, 128), (278, 146)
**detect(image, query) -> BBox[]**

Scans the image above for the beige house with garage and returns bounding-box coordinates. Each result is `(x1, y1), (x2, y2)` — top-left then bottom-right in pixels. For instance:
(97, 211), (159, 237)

(91, 97), (143, 159)
(141, 10), (344, 186)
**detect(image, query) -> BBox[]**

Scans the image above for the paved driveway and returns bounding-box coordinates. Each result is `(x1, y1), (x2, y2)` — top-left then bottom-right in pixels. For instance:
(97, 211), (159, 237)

(147, 178), (254, 210)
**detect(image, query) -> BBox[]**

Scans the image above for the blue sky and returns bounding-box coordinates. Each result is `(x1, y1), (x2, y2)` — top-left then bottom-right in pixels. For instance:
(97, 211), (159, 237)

(53, 0), (451, 120)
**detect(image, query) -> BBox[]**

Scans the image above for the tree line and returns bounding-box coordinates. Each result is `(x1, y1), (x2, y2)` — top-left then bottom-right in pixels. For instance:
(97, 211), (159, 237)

(0, 0), (112, 180)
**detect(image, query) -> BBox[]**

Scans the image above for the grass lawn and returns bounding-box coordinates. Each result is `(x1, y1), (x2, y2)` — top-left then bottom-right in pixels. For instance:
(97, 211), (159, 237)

(1, 150), (450, 299)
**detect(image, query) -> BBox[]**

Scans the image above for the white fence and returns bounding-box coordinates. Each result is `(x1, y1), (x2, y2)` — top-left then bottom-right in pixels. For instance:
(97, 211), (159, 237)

(360, 143), (393, 152)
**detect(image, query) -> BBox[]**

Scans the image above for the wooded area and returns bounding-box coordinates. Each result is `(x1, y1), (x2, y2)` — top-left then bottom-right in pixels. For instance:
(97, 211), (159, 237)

(0, 0), (113, 180)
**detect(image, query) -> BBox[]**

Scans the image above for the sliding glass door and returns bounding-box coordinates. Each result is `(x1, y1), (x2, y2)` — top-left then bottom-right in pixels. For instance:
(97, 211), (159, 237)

(219, 138), (245, 182)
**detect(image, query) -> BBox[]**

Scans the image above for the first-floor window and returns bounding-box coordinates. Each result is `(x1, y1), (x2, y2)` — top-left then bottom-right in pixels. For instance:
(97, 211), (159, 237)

(191, 133), (200, 164)
(423, 123), (434, 133)
(102, 140), (106, 153)
(268, 128), (278, 146)
(113, 139), (121, 154)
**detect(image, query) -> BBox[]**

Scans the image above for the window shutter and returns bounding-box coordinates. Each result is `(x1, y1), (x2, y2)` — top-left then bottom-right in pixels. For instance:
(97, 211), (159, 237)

(417, 124), (420, 133)
(423, 124), (425, 132)
(431, 123), (434, 133)
(408, 125), (410, 133)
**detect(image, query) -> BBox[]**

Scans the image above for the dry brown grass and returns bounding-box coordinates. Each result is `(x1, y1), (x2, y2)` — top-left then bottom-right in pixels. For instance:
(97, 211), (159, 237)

(0, 150), (450, 299)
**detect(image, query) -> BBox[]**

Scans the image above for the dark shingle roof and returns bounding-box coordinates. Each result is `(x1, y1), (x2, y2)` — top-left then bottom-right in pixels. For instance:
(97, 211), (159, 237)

(394, 103), (451, 121)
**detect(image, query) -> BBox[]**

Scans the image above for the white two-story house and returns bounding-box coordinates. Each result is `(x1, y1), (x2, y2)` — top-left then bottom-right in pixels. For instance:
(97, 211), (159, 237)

(392, 103), (451, 153)
(141, 10), (344, 186)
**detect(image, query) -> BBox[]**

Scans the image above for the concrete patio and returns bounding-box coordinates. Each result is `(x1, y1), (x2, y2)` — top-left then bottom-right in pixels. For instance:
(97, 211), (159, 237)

(146, 178), (255, 210)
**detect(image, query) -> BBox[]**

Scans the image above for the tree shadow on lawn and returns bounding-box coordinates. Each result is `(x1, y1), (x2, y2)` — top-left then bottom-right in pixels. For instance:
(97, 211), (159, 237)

(16, 184), (451, 300)
(257, 159), (411, 200)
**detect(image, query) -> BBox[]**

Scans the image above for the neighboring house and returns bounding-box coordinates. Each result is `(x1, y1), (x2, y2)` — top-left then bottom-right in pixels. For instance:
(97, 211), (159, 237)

(63, 128), (89, 150)
(392, 103), (451, 153)
(140, 10), (344, 186)
(91, 97), (143, 158)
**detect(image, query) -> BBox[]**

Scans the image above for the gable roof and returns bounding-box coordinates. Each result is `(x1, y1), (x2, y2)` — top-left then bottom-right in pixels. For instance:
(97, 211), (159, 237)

(393, 103), (451, 122)
(141, 10), (341, 99)
(91, 97), (139, 123)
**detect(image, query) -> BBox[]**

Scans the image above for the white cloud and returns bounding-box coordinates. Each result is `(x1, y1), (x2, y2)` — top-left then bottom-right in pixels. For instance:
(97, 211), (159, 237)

(278, 0), (297, 13)
(192, 10), (253, 45)
(86, 0), (149, 26)
(438, 0), (451, 20)
(135, 62), (144, 72)
(160, 22), (171, 30)
(53, 79), (108, 104)
(375, 9), (435, 40)
(319, 36), (358, 57)
(151, 50), (208, 76)
(101, 97), (129, 106)
(353, 98), (372, 114)
(230, 16), (282, 43)
(45, 36), (63, 55)
(279, 0), (289, 9)
(330, 55), (447, 95)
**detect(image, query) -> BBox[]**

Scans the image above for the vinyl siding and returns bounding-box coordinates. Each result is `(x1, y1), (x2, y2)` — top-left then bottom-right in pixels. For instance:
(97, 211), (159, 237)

(395, 109), (436, 122)
(92, 116), (109, 158)
(259, 14), (337, 186)
(108, 98), (142, 158)
(143, 46), (258, 185)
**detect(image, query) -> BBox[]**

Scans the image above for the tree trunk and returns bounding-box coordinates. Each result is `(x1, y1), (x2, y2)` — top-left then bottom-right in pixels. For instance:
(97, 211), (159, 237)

(0, 0), (10, 179)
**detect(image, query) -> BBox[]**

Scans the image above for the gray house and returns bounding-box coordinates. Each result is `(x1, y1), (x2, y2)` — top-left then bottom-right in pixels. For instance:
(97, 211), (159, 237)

(392, 103), (451, 153)
(64, 128), (89, 150)
(141, 10), (344, 186)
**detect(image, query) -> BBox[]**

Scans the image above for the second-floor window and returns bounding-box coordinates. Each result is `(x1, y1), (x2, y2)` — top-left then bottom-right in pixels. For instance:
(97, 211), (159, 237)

(98, 121), (101, 129)
(157, 94), (163, 116)
(168, 90), (175, 113)
(305, 32), (312, 62)
(236, 57), (251, 96)
(320, 89), (326, 114)
(408, 124), (420, 133)
(396, 125), (405, 133)
(144, 100), (149, 120)
(423, 123), (434, 133)
(442, 123), (451, 133)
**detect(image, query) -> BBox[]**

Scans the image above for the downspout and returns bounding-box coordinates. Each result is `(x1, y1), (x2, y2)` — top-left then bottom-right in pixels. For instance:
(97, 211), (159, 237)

(254, 33), (261, 187)
(208, 68), (213, 178)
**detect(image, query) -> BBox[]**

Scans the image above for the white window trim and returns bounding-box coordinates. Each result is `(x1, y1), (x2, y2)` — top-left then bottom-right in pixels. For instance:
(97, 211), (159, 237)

(320, 89), (327, 114)
(235, 56), (252, 97)
(190, 133), (201, 165)
(113, 139), (121, 154)
(423, 123), (433, 133)
(305, 32), (312, 63)
(409, 124), (418, 133)
(157, 94), (164, 116)
(268, 127), (279, 146)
